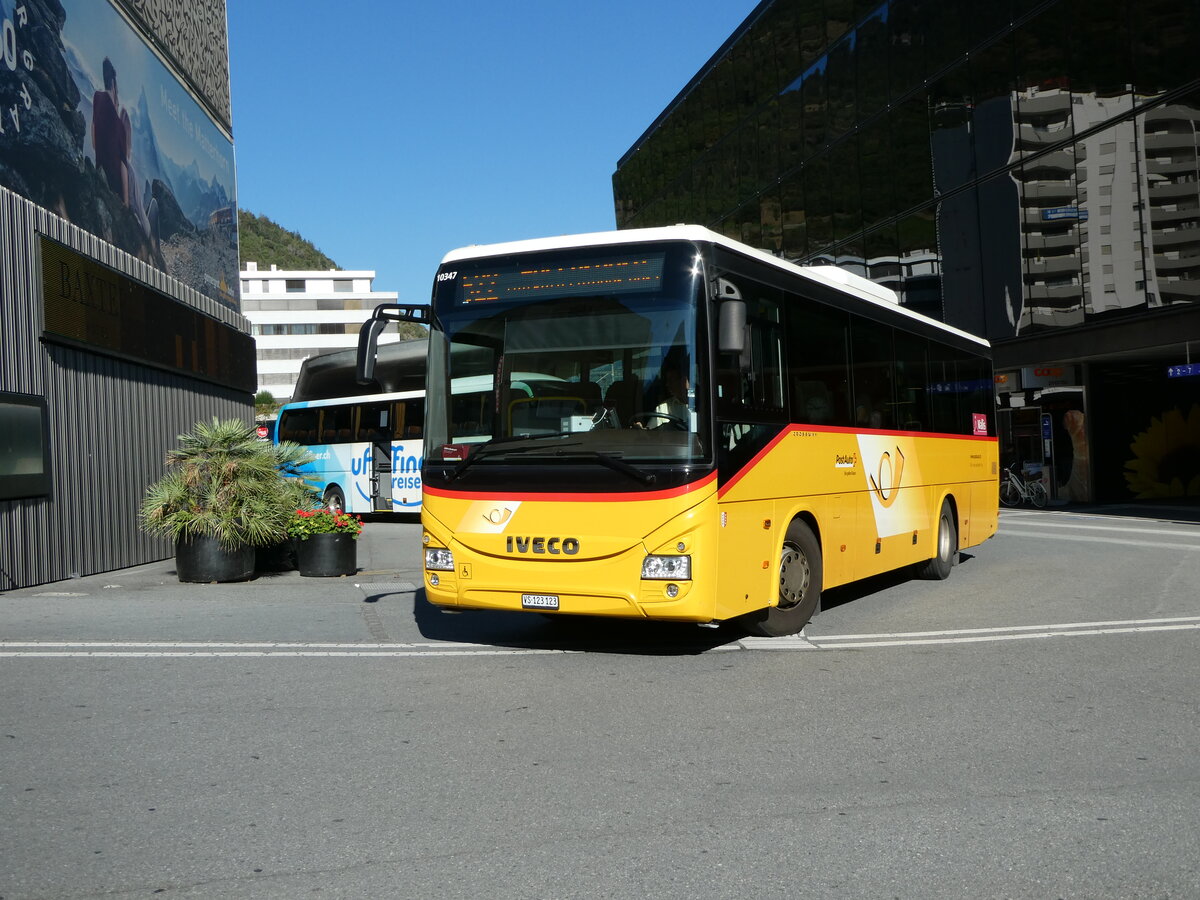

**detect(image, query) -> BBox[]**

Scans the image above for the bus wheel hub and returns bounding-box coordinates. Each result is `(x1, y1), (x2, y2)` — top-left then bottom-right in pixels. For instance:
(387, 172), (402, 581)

(779, 542), (810, 609)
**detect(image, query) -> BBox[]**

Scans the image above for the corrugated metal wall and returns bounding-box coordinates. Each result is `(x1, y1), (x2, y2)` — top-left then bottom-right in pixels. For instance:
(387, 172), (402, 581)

(0, 188), (252, 591)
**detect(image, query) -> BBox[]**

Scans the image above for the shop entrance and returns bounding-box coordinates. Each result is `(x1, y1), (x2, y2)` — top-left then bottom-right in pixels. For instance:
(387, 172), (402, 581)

(997, 407), (1046, 487)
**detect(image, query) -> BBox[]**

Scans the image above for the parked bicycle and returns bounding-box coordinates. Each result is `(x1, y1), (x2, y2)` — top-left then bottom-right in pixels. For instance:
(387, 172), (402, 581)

(1000, 465), (1048, 508)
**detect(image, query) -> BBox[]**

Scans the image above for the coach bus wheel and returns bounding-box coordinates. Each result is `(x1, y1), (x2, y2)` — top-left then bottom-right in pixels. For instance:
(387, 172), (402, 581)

(323, 486), (346, 515)
(917, 499), (957, 581)
(740, 520), (822, 637)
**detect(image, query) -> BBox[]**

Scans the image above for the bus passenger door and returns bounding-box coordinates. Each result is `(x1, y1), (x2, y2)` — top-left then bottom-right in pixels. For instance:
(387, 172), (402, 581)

(359, 400), (396, 512)
(371, 440), (393, 512)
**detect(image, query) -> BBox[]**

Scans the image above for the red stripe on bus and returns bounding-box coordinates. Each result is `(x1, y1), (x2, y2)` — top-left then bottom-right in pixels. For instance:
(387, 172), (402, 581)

(425, 471), (718, 504)
(718, 426), (791, 498)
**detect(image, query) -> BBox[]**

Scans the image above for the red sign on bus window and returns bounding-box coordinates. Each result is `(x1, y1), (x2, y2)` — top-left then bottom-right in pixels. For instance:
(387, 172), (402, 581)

(972, 414), (988, 436)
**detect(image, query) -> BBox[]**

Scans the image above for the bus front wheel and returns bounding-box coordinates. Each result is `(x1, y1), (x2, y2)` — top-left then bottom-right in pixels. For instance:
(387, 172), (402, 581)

(323, 486), (346, 515)
(740, 520), (822, 637)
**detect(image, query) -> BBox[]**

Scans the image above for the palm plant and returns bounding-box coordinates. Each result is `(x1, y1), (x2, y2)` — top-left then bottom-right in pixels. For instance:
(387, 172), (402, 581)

(140, 418), (318, 550)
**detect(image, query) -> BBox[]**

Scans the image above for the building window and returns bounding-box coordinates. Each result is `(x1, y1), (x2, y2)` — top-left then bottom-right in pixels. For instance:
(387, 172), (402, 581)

(285, 279), (305, 293)
(0, 392), (50, 500)
(334, 280), (352, 292)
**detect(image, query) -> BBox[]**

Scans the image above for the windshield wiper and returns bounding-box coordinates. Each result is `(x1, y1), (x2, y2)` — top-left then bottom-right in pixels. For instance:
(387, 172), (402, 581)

(445, 432), (579, 481)
(445, 438), (657, 486)
(551, 449), (657, 485)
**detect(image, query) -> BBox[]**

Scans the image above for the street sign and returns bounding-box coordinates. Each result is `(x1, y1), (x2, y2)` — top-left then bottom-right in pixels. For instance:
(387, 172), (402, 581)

(1041, 206), (1088, 222)
(1167, 363), (1199, 378)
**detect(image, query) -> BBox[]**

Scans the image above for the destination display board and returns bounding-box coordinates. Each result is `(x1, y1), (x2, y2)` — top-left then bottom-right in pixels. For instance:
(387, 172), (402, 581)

(452, 253), (666, 305)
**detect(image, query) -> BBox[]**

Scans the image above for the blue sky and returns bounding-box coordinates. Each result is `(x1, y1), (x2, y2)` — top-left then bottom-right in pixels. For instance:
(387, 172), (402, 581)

(227, 1), (757, 304)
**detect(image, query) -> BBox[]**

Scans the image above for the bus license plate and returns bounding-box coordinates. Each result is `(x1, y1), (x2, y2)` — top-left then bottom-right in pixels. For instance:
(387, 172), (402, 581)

(522, 593), (559, 610)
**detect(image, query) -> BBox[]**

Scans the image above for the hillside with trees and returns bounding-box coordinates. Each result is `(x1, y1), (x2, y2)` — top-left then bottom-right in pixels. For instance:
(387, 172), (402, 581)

(238, 210), (339, 270)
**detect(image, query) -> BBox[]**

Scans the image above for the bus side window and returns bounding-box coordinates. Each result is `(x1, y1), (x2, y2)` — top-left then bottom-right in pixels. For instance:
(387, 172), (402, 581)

(357, 402), (391, 443)
(894, 331), (929, 431)
(279, 409), (318, 445)
(956, 352), (993, 436)
(850, 318), (896, 430)
(402, 399), (423, 438)
(715, 278), (786, 420)
(322, 405), (353, 444)
(928, 344), (959, 434)
(785, 296), (852, 427)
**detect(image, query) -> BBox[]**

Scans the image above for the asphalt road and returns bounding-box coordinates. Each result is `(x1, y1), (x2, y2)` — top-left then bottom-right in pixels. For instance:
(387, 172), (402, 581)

(1, 506), (1198, 899)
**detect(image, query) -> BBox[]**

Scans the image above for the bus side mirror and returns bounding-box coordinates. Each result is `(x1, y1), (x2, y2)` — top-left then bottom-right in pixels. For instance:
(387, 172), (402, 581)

(356, 303), (431, 384)
(718, 300), (746, 354)
(356, 317), (389, 384)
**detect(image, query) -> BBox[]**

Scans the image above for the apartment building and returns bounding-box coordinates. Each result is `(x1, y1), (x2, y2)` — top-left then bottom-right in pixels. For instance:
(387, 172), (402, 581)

(240, 263), (400, 401)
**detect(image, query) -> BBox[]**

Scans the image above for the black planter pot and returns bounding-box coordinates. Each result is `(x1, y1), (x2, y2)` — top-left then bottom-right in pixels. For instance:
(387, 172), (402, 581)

(175, 535), (255, 583)
(295, 533), (357, 577)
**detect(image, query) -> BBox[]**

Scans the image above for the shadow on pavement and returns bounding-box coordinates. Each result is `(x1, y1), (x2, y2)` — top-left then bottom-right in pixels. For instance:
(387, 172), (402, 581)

(818, 551), (977, 612)
(406, 588), (742, 656)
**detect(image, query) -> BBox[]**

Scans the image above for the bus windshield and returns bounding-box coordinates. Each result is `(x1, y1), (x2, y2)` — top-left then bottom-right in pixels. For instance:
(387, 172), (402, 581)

(426, 244), (709, 469)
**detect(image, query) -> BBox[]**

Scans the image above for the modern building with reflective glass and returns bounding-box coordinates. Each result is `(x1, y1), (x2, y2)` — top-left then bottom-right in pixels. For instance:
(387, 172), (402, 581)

(613, 0), (1199, 505)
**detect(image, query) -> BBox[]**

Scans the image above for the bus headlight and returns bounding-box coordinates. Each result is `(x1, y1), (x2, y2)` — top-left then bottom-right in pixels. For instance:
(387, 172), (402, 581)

(425, 548), (455, 571)
(641, 555), (691, 580)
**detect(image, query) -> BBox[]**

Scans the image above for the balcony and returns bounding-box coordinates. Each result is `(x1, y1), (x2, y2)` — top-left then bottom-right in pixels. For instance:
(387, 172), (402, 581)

(1149, 228), (1200, 250)
(1025, 255), (1081, 278)
(1025, 231), (1081, 252)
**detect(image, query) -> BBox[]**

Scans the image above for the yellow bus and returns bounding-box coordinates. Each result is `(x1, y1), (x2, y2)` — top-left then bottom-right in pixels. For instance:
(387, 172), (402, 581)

(358, 226), (998, 636)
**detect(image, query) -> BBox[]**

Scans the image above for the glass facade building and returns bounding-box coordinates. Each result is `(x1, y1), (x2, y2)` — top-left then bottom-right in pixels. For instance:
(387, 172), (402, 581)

(613, 0), (1200, 505)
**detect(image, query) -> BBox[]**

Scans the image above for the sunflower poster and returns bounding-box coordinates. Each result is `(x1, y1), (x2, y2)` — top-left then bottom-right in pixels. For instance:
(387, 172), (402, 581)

(1124, 405), (1200, 500)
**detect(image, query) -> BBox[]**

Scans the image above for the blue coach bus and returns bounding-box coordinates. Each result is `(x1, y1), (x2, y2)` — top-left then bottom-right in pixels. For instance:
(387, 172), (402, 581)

(275, 390), (424, 514)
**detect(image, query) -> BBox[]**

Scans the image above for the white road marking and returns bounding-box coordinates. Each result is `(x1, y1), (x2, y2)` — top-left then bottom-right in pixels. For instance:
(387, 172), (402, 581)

(996, 529), (1200, 550)
(2, 616), (1198, 657)
(999, 521), (1200, 538)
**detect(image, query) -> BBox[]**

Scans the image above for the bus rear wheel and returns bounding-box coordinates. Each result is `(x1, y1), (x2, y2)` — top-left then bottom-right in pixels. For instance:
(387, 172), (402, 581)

(917, 499), (957, 580)
(323, 486), (346, 515)
(740, 520), (822, 637)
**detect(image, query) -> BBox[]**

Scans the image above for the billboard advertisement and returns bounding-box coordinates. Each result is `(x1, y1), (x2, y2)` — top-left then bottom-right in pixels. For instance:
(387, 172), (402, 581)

(0, 0), (238, 309)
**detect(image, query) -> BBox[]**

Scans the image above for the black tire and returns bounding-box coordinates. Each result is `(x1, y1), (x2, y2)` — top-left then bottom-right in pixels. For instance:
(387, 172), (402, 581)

(999, 480), (1020, 507)
(740, 520), (822, 637)
(917, 499), (957, 580)
(1028, 480), (1048, 509)
(323, 485), (346, 515)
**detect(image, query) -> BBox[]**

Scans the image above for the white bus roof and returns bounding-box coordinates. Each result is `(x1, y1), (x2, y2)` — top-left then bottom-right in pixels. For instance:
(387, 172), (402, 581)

(280, 388), (424, 411)
(441, 225), (989, 349)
